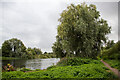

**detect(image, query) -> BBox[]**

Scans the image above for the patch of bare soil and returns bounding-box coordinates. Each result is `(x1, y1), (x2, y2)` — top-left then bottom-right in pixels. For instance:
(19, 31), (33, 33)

(101, 59), (120, 78)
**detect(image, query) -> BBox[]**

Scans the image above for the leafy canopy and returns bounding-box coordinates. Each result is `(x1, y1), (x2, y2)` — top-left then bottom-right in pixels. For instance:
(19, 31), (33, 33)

(2, 38), (27, 58)
(56, 3), (111, 58)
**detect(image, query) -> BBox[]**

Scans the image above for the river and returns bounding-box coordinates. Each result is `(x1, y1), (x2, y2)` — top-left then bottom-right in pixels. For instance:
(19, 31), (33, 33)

(2, 58), (60, 70)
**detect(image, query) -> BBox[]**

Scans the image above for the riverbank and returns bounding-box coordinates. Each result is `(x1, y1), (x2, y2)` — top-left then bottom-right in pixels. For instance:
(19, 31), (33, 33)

(2, 58), (118, 78)
(2, 64), (117, 78)
(0, 55), (57, 60)
(0, 57), (20, 60)
(2, 58), (60, 70)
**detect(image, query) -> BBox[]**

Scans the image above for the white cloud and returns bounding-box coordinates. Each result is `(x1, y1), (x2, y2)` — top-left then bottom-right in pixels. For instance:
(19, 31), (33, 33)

(0, 1), (118, 52)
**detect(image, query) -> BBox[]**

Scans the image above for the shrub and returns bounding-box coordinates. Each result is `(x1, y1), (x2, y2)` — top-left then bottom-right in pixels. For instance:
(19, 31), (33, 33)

(20, 68), (32, 72)
(104, 60), (120, 71)
(57, 57), (101, 66)
(35, 69), (41, 71)
(2, 63), (116, 78)
(102, 41), (120, 60)
(47, 65), (57, 70)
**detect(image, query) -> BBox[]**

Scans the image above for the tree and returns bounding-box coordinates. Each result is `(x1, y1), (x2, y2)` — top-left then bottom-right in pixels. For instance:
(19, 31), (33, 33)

(33, 48), (42, 55)
(26, 47), (42, 59)
(102, 41), (120, 60)
(2, 38), (27, 58)
(105, 40), (115, 49)
(57, 3), (111, 58)
(44, 52), (47, 54)
(52, 35), (67, 58)
(26, 47), (35, 59)
(2, 40), (12, 57)
(0, 48), (2, 57)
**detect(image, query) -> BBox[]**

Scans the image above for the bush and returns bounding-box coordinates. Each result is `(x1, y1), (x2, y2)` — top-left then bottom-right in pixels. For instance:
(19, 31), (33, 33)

(35, 69), (41, 71)
(102, 41), (120, 60)
(20, 68), (32, 72)
(2, 63), (117, 78)
(104, 60), (120, 71)
(47, 65), (56, 69)
(57, 57), (101, 66)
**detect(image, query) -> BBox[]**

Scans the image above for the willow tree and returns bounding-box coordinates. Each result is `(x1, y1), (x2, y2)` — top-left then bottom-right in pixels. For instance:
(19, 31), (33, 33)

(57, 3), (111, 58)
(52, 35), (67, 58)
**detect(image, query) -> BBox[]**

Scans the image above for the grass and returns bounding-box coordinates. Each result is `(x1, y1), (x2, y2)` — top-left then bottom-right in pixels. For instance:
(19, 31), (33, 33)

(104, 59), (120, 71)
(2, 58), (118, 79)
(57, 57), (101, 66)
(2, 64), (116, 78)
(0, 57), (20, 60)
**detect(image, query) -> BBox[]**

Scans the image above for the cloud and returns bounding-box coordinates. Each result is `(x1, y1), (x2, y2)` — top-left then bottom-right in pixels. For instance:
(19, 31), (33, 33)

(0, 1), (118, 52)
(118, 1), (120, 40)
(94, 2), (118, 42)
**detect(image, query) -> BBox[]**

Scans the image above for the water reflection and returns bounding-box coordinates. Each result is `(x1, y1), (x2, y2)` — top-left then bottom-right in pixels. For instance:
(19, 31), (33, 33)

(25, 59), (42, 70)
(2, 58), (60, 70)
(40, 58), (60, 70)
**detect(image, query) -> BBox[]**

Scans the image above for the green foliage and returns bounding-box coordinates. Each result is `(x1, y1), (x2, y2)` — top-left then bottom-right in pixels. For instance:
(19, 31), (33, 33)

(44, 52), (47, 54)
(26, 48), (56, 59)
(33, 48), (42, 55)
(38, 53), (56, 59)
(55, 3), (111, 58)
(1, 38), (57, 59)
(57, 57), (101, 66)
(47, 65), (57, 70)
(105, 40), (115, 49)
(102, 41), (120, 60)
(26, 47), (42, 59)
(0, 48), (1, 57)
(1, 38), (56, 59)
(35, 69), (42, 71)
(1, 57), (19, 60)
(104, 60), (120, 71)
(1, 37), (56, 59)
(2, 62), (116, 78)
(2, 58), (118, 78)
(2, 38), (27, 58)
(20, 68), (32, 72)
(52, 35), (67, 58)
(2, 71), (24, 78)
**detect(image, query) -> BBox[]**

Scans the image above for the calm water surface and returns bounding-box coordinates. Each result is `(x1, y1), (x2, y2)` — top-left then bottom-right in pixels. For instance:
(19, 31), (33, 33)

(2, 58), (60, 70)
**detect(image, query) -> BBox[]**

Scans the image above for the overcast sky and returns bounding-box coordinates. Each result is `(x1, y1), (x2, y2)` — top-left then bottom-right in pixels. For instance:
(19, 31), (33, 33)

(0, 0), (119, 52)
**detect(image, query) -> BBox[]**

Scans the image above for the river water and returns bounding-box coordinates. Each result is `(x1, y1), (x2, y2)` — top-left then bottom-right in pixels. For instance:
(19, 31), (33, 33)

(2, 58), (60, 70)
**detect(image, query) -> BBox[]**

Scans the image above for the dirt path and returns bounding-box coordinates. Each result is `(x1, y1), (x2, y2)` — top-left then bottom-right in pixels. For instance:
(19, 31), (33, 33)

(101, 59), (120, 78)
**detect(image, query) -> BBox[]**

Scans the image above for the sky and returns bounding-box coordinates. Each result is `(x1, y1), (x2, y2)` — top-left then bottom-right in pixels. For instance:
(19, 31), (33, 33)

(0, 0), (119, 52)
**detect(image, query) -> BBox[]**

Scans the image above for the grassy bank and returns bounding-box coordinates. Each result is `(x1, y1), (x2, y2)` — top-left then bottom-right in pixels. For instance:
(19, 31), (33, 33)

(2, 64), (116, 78)
(0, 57), (20, 60)
(2, 58), (118, 78)
(1, 55), (56, 60)
(57, 57), (101, 66)
(104, 60), (120, 71)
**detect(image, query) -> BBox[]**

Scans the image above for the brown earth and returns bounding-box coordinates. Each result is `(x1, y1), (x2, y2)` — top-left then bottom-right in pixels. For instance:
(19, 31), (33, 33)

(101, 59), (120, 78)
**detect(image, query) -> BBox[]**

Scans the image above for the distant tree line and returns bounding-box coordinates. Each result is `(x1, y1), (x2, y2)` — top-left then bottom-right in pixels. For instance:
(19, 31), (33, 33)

(1, 38), (56, 59)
